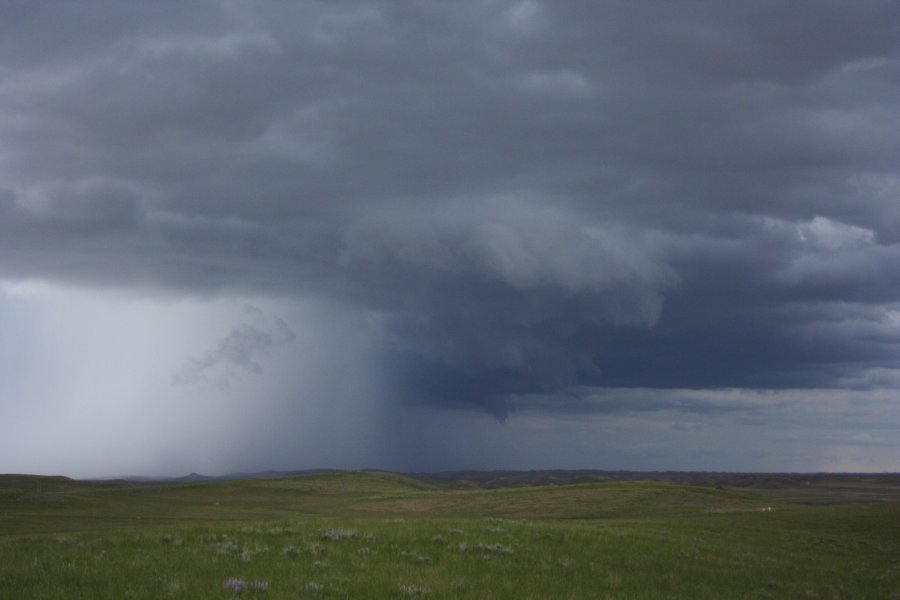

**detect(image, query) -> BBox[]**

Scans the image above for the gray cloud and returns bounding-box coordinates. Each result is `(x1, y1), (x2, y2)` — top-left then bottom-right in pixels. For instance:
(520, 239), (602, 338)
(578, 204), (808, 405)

(173, 308), (296, 389)
(0, 1), (898, 473)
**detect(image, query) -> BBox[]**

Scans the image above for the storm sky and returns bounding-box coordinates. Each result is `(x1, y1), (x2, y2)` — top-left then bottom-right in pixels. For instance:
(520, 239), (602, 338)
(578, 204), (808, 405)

(1, 1), (899, 477)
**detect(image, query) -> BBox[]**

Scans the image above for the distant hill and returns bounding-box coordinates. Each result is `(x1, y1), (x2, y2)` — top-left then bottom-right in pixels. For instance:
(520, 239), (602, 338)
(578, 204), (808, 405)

(5, 469), (898, 505)
(405, 470), (900, 504)
(120, 468), (343, 483)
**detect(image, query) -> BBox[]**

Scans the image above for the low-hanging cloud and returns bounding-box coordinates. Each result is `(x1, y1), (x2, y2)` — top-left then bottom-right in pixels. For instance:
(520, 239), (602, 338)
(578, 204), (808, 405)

(173, 309), (296, 389)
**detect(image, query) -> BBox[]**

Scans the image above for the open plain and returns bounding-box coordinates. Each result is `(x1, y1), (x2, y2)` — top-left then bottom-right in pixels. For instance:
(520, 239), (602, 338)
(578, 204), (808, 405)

(1, 471), (898, 599)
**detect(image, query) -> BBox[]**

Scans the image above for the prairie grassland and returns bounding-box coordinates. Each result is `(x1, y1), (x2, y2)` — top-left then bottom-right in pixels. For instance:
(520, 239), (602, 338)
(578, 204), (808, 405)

(1, 472), (898, 599)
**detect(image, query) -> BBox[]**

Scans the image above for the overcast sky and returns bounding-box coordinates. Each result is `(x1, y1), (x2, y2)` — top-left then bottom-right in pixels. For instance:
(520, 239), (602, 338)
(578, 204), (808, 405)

(1, 1), (898, 477)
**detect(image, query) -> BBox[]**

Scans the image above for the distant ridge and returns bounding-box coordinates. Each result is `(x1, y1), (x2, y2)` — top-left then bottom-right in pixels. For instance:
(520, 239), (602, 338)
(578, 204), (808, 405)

(407, 469), (900, 491)
(107, 469), (900, 494)
(2, 469), (898, 504)
(121, 468), (343, 484)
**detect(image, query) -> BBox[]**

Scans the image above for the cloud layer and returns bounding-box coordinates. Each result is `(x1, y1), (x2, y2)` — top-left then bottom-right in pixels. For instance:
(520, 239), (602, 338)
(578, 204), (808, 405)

(0, 1), (898, 475)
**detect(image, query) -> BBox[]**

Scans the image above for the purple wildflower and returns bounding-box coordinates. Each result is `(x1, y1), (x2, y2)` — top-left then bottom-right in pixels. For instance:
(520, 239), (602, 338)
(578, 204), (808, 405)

(223, 577), (248, 592)
(223, 578), (269, 594)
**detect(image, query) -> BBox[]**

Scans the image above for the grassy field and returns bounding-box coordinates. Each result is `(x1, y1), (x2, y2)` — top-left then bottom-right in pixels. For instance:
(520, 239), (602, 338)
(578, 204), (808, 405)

(1, 472), (898, 599)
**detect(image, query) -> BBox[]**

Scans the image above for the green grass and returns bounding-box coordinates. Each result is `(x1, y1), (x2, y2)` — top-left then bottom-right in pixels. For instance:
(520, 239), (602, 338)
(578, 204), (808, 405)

(1, 472), (898, 598)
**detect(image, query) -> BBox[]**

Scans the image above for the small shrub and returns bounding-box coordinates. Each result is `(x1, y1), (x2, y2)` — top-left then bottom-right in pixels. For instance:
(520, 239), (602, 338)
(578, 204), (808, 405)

(219, 541), (240, 554)
(477, 543), (512, 555)
(399, 584), (427, 597)
(304, 582), (324, 595)
(321, 528), (357, 541)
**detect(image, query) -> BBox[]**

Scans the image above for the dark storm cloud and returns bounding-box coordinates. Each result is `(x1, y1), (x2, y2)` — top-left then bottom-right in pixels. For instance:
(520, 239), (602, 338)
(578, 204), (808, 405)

(1, 1), (898, 417)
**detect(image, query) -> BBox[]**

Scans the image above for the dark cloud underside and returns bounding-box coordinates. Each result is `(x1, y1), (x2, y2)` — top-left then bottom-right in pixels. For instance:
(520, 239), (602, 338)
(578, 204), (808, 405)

(1, 0), (898, 421)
